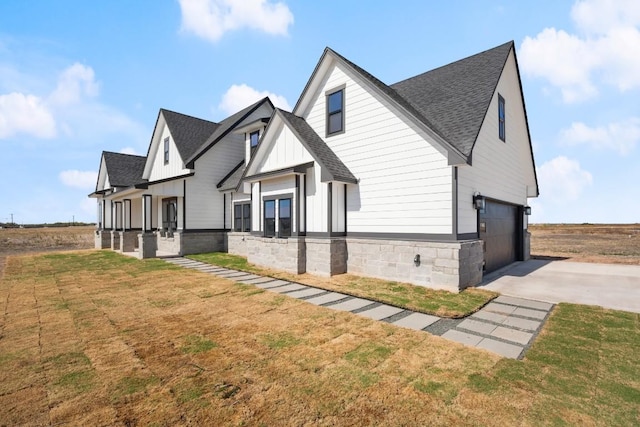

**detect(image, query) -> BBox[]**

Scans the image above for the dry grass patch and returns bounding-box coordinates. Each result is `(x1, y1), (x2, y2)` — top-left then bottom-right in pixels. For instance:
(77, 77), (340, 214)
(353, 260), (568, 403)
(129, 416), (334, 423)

(189, 252), (495, 317)
(530, 223), (640, 264)
(0, 251), (638, 425)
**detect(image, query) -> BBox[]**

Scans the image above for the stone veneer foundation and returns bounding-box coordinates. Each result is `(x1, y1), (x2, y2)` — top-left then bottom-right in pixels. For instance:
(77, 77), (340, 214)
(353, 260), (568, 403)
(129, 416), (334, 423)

(346, 238), (484, 292)
(227, 232), (250, 257)
(240, 234), (483, 292)
(95, 230), (111, 249)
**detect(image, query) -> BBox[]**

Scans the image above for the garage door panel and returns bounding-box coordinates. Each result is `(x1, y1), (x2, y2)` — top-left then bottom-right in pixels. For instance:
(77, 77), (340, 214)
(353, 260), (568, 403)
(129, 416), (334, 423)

(480, 201), (518, 273)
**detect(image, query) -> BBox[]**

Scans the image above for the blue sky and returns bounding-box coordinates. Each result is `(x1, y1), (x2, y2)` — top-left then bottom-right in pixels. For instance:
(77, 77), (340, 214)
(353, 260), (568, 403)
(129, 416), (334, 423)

(0, 0), (638, 224)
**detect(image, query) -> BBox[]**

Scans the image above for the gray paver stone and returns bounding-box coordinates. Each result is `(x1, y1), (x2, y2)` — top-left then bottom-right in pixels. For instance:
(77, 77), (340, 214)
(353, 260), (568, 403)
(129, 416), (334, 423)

(270, 283), (308, 293)
(494, 296), (553, 311)
(442, 330), (483, 346)
(457, 319), (498, 335)
(471, 310), (508, 323)
(513, 307), (548, 320)
(502, 316), (541, 331)
(253, 279), (291, 289)
(477, 338), (523, 359)
(357, 305), (404, 321)
(285, 288), (327, 299)
(327, 298), (375, 312)
(491, 326), (533, 345)
(393, 313), (440, 330)
(305, 292), (349, 306)
(241, 277), (279, 285)
(484, 302), (517, 315)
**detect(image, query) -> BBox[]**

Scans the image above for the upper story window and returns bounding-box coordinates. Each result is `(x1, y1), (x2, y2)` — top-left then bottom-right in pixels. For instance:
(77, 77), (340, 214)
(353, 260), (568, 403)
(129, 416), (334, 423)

(498, 94), (506, 142)
(163, 137), (170, 164)
(327, 88), (344, 136)
(250, 131), (259, 155)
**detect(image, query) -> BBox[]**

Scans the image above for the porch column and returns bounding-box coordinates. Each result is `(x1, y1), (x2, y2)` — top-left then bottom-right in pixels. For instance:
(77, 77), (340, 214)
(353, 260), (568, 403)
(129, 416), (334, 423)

(113, 201), (123, 231)
(142, 195), (152, 232)
(123, 199), (131, 231)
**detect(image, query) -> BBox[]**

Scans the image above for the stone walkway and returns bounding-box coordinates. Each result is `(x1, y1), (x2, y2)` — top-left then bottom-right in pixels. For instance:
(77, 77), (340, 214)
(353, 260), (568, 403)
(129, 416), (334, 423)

(164, 257), (553, 359)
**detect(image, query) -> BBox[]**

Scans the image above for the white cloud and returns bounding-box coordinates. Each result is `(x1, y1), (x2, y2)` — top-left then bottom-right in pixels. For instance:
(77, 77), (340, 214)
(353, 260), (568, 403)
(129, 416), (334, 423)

(59, 170), (98, 190)
(520, 0), (640, 103)
(0, 92), (56, 139)
(218, 83), (291, 115)
(49, 63), (99, 106)
(120, 147), (139, 155)
(537, 156), (593, 202)
(178, 0), (293, 43)
(560, 118), (640, 155)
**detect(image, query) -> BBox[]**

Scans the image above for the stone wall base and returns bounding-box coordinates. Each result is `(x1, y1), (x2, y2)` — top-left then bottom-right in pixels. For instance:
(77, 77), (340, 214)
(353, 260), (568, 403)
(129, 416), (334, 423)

(346, 238), (484, 293)
(180, 231), (227, 255)
(95, 230), (111, 249)
(138, 233), (157, 259)
(119, 231), (138, 252)
(305, 238), (347, 277)
(110, 231), (121, 251)
(246, 235), (306, 274)
(227, 232), (250, 257)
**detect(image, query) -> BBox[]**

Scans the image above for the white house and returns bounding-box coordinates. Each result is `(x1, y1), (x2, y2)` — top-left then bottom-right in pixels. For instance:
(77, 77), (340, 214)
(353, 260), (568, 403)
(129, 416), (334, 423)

(90, 41), (538, 292)
(223, 41), (538, 291)
(90, 98), (274, 257)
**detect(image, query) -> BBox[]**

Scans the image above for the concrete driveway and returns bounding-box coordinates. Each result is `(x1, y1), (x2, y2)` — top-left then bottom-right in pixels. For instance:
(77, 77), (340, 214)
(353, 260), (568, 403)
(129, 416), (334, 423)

(479, 260), (640, 314)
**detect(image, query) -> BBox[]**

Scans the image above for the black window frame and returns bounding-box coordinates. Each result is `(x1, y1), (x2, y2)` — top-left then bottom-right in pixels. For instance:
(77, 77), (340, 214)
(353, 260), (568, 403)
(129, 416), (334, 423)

(278, 198), (292, 238)
(233, 202), (251, 232)
(498, 94), (506, 142)
(161, 197), (177, 232)
(164, 136), (170, 164)
(249, 131), (259, 156)
(326, 87), (344, 136)
(264, 200), (276, 237)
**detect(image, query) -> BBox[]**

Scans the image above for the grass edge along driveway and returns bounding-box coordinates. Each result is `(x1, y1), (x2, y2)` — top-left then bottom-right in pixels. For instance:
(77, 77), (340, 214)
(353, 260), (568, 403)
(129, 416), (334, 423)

(189, 252), (495, 318)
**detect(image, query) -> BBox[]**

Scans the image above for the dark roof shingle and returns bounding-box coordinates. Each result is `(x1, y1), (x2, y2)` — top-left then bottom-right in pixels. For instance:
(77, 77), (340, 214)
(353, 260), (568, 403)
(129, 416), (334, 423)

(217, 161), (245, 191)
(277, 109), (357, 184)
(160, 109), (219, 162)
(390, 41), (514, 157)
(102, 151), (146, 188)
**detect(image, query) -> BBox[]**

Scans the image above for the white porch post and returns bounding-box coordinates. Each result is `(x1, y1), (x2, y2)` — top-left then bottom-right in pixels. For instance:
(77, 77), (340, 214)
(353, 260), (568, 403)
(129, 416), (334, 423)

(123, 199), (131, 230)
(142, 194), (153, 232)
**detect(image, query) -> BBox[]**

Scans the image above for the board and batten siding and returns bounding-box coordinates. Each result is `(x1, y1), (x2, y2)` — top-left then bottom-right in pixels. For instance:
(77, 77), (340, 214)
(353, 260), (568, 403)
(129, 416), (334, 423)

(304, 62), (453, 235)
(186, 133), (245, 229)
(305, 166), (329, 233)
(149, 124), (192, 182)
(257, 123), (314, 172)
(457, 50), (537, 235)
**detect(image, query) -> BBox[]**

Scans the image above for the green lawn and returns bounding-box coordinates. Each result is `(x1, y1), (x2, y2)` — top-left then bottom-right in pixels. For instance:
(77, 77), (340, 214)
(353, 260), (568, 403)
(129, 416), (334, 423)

(189, 252), (496, 318)
(0, 251), (637, 425)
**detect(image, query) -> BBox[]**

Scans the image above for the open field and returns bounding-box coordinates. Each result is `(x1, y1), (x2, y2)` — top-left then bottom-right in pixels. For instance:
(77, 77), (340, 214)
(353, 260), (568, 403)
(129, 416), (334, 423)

(530, 223), (640, 265)
(1, 251), (638, 425)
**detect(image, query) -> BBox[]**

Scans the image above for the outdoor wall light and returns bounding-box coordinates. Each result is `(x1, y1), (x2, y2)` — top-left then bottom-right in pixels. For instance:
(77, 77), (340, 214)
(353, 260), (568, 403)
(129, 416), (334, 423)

(473, 194), (485, 210)
(524, 206), (532, 215)
(414, 254), (421, 266)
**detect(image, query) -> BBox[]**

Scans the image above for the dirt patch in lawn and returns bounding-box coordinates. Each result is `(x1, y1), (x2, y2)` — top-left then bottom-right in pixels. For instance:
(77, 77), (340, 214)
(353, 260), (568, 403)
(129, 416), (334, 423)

(530, 223), (640, 265)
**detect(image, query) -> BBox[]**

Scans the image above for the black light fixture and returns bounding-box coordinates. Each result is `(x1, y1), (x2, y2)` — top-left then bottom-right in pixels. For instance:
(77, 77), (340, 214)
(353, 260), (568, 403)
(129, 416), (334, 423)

(524, 206), (532, 215)
(473, 194), (485, 210)
(414, 254), (421, 266)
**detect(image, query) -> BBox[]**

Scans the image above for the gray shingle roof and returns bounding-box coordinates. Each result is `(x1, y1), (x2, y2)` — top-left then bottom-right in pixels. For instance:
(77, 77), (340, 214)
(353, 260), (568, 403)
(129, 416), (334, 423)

(217, 161), (245, 191)
(277, 109), (357, 184)
(102, 151), (146, 188)
(160, 109), (219, 163)
(185, 97), (273, 168)
(391, 41), (514, 157)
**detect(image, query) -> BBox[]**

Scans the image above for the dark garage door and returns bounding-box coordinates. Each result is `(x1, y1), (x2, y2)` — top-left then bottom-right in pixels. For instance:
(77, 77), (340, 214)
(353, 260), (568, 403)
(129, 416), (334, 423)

(479, 201), (520, 273)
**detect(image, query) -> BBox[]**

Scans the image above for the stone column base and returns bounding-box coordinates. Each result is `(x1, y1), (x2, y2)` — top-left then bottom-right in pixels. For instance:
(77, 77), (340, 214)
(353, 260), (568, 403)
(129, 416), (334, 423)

(119, 231), (138, 252)
(138, 233), (157, 259)
(110, 231), (121, 251)
(94, 230), (111, 249)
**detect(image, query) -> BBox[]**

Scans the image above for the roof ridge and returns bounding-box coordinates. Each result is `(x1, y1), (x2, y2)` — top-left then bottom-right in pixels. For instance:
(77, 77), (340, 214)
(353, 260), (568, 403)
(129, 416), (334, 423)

(392, 41), (514, 86)
(160, 108), (218, 125)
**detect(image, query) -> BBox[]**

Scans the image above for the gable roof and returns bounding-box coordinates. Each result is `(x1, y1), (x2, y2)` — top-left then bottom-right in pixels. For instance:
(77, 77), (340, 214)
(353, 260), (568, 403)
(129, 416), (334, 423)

(295, 42), (516, 164)
(217, 160), (245, 191)
(101, 151), (147, 188)
(160, 109), (219, 163)
(391, 41), (514, 158)
(185, 97), (274, 168)
(277, 109), (357, 184)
